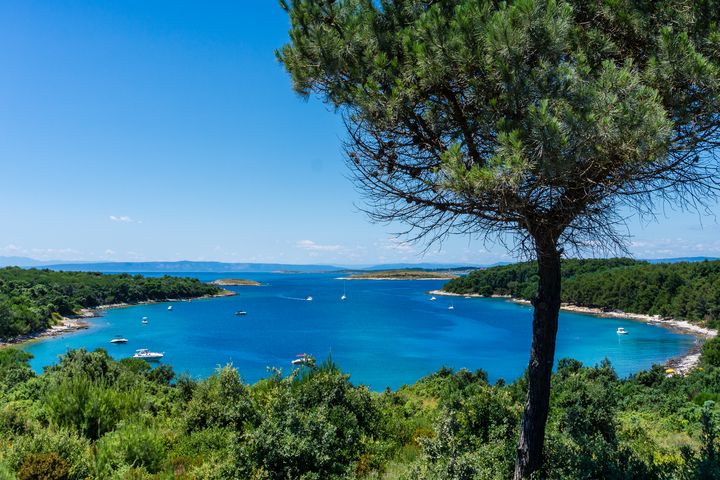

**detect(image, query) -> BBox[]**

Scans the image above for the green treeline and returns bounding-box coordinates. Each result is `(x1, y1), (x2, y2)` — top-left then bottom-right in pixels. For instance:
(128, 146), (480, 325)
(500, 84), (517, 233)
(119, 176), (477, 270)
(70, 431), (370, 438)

(0, 268), (220, 339)
(3, 346), (720, 478)
(444, 259), (720, 325)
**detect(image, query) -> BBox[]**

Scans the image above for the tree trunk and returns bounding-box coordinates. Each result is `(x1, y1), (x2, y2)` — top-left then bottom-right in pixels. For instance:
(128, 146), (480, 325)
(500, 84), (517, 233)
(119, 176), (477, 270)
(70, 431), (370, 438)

(513, 237), (562, 479)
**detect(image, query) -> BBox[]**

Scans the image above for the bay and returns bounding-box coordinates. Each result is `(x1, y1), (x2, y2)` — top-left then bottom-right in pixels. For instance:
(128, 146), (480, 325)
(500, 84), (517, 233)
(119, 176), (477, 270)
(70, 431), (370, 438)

(23, 272), (697, 390)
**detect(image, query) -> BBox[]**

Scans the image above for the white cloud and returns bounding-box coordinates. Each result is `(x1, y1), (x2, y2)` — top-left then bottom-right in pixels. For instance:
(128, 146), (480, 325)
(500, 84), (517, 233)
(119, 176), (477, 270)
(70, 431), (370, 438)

(1, 244), (22, 254)
(296, 240), (343, 252)
(628, 237), (720, 258)
(109, 215), (139, 223)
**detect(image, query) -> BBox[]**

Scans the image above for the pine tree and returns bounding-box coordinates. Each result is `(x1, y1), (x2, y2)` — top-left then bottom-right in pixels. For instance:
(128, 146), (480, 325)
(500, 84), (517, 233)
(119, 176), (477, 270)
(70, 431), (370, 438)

(278, 1), (720, 476)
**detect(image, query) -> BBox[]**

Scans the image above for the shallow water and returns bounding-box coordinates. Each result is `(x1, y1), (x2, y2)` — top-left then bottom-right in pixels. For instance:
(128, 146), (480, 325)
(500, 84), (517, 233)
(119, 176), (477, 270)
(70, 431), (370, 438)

(23, 272), (697, 390)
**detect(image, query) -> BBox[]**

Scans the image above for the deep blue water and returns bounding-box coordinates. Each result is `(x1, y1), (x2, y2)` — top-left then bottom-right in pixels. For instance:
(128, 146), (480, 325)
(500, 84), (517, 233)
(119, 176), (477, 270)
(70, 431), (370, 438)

(23, 272), (697, 390)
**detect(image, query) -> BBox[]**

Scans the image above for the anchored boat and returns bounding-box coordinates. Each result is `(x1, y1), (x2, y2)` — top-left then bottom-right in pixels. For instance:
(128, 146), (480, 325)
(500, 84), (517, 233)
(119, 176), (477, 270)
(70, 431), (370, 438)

(133, 349), (164, 361)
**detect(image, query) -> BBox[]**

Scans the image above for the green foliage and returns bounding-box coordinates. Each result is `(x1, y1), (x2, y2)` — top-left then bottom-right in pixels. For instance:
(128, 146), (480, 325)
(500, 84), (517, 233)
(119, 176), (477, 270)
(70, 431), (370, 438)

(702, 338), (720, 368)
(17, 452), (70, 480)
(2, 349), (720, 477)
(43, 376), (145, 440)
(445, 259), (720, 323)
(0, 267), (220, 339)
(0, 349), (34, 394)
(95, 423), (167, 476)
(183, 365), (254, 432)
(237, 361), (381, 479)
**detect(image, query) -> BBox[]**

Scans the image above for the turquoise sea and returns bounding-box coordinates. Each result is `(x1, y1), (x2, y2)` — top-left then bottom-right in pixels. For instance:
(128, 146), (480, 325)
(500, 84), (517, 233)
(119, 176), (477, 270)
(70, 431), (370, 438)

(23, 272), (698, 390)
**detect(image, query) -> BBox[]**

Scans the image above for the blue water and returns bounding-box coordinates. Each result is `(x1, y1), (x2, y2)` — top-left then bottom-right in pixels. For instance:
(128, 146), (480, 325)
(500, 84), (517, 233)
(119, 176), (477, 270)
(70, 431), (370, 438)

(23, 272), (697, 390)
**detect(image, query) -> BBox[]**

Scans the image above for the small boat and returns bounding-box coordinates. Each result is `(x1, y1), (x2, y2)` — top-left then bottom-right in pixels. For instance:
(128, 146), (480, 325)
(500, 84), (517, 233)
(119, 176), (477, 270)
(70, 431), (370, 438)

(430, 296), (437, 301)
(341, 283), (347, 301)
(292, 353), (315, 366)
(235, 310), (248, 316)
(167, 306), (173, 311)
(141, 318), (148, 324)
(617, 327), (628, 335)
(133, 349), (164, 361)
(110, 336), (128, 344)
(448, 303), (455, 310)
(306, 296), (313, 301)
(464, 296), (472, 299)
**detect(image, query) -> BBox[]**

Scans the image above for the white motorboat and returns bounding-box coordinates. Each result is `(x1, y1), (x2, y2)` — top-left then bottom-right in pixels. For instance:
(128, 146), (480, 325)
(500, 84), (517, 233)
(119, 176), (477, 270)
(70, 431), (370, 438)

(110, 336), (128, 344)
(617, 327), (629, 335)
(306, 296), (313, 301)
(133, 349), (164, 361)
(430, 296), (437, 301)
(141, 317), (148, 325)
(167, 306), (173, 311)
(235, 310), (248, 316)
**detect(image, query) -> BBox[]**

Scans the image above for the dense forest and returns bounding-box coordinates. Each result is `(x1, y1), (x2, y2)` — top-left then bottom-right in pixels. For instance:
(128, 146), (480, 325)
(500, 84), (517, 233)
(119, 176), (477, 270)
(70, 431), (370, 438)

(2, 343), (720, 478)
(0, 268), (220, 339)
(443, 259), (720, 326)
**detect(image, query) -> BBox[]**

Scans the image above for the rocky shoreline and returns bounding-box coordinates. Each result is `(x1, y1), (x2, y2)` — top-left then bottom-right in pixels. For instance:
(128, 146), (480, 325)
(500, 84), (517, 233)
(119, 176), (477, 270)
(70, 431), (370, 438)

(428, 289), (716, 375)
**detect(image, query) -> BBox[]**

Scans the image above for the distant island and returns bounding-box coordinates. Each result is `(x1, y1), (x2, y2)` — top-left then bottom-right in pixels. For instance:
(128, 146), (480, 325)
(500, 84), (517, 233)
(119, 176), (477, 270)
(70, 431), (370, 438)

(341, 269), (461, 280)
(210, 278), (261, 286)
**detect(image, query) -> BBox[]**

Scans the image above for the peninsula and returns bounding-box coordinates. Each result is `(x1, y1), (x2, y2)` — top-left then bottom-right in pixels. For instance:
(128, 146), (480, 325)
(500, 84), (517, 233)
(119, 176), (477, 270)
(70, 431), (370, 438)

(0, 267), (222, 344)
(439, 258), (720, 373)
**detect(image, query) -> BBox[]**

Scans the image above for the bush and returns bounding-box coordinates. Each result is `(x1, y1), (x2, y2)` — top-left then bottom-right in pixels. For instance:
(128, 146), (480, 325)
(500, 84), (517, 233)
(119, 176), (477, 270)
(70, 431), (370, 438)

(184, 365), (254, 432)
(702, 338), (720, 368)
(43, 376), (144, 440)
(239, 361), (381, 479)
(95, 423), (167, 476)
(17, 453), (70, 480)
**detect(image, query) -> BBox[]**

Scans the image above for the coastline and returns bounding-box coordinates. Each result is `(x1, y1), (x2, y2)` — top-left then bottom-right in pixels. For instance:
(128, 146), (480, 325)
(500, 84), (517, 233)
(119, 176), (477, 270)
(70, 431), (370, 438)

(428, 289), (717, 375)
(0, 289), (236, 349)
(338, 276), (457, 281)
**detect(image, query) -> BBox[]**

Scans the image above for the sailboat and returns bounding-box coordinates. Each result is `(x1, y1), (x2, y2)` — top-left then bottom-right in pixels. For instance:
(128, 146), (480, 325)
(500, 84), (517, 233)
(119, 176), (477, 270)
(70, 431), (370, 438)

(448, 303), (455, 310)
(341, 282), (347, 301)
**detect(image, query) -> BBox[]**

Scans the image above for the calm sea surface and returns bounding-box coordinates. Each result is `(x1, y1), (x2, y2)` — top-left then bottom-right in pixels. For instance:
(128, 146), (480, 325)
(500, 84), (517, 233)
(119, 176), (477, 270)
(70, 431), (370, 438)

(22, 272), (698, 390)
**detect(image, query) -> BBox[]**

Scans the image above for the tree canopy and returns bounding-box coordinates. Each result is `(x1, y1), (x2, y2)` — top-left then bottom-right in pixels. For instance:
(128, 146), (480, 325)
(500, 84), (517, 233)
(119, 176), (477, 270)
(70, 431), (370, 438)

(279, 0), (720, 251)
(0, 268), (220, 339)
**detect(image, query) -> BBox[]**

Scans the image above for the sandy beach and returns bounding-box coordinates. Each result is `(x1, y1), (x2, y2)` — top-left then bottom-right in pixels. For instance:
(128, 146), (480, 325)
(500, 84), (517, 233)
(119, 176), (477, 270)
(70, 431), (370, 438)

(428, 289), (717, 375)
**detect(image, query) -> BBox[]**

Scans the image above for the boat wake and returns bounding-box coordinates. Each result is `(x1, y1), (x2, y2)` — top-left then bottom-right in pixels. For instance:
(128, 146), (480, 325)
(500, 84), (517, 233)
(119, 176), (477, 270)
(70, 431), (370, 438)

(279, 295), (314, 302)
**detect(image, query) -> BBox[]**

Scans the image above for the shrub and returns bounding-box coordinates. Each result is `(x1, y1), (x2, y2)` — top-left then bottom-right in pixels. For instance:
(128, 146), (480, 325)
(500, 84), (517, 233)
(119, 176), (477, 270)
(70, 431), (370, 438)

(17, 452), (70, 480)
(95, 423), (167, 476)
(43, 376), (144, 440)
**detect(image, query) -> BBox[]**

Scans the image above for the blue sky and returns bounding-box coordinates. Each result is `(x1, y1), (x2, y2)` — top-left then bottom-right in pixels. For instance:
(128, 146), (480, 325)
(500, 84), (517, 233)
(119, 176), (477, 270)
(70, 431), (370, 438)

(0, 1), (718, 265)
